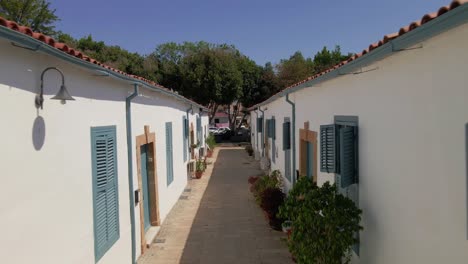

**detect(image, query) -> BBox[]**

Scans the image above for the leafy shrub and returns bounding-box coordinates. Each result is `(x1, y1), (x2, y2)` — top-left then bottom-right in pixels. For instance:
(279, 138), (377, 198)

(260, 187), (285, 230)
(251, 170), (283, 205)
(248, 175), (258, 185)
(206, 134), (216, 150)
(196, 159), (205, 172)
(278, 178), (363, 264)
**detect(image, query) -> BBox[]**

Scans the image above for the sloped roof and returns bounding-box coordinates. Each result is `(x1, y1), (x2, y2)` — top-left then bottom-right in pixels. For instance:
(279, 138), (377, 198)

(249, 0), (468, 110)
(0, 16), (206, 109)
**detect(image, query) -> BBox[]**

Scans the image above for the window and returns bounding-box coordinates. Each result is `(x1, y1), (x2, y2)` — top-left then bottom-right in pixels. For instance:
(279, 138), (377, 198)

(271, 117), (276, 163)
(320, 119), (358, 187)
(91, 126), (120, 262)
(165, 122), (174, 185)
(320, 116), (359, 254)
(215, 118), (220, 124)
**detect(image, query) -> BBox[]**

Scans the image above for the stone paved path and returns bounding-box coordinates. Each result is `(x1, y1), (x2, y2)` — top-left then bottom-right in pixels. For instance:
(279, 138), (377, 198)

(138, 147), (293, 264)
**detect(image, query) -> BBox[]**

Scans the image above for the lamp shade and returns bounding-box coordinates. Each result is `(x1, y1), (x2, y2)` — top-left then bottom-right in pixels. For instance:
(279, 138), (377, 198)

(51, 85), (75, 101)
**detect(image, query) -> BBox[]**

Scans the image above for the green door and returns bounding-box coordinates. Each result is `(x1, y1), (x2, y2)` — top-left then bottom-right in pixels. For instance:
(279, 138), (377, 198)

(140, 145), (151, 232)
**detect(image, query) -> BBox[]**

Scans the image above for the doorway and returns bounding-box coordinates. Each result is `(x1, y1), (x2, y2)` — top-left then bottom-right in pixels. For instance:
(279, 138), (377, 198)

(140, 145), (151, 232)
(136, 126), (160, 253)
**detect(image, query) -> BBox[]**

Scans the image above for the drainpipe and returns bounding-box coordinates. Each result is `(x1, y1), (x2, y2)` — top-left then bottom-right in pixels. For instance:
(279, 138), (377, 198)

(258, 107), (265, 157)
(285, 93), (296, 186)
(126, 83), (139, 264)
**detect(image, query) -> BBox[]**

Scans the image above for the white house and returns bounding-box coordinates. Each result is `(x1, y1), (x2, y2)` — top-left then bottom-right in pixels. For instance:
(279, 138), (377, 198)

(0, 16), (209, 264)
(249, 1), (468, 263)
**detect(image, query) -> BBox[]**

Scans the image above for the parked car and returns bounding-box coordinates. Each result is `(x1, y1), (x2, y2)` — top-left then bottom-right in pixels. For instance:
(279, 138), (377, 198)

(209, 127), (218, 134)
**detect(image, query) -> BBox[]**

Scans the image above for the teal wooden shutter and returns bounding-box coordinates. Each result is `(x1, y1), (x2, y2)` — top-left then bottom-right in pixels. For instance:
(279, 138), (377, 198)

(166, 122), (174, 185)
(183, 116), (187, 162)
(339, 126), (357, 188)
(283, 121), (290, 150)
(320, 124), (338, 173)
(271, 117), (276, 140)
(257, 117), (263, 133)
(271, 117), (276, 163)
(91, 126), (120, 262)
(196, 116), (202, 143)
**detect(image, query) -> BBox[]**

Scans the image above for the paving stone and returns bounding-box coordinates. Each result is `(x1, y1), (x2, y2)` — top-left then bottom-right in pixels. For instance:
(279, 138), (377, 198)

(137, 147), (293, 264)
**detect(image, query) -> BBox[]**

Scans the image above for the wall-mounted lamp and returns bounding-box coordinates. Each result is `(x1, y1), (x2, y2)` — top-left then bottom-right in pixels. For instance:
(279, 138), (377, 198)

(35, 67), (75, 109)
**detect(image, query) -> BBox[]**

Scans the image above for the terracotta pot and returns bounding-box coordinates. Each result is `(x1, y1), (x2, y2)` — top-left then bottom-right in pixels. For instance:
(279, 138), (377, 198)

(206, 150), (213, 157)
(195, 171), (203, 179)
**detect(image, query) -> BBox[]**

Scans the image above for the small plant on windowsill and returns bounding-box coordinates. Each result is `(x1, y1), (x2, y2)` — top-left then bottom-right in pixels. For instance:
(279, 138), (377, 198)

(191, 141), (200, 150)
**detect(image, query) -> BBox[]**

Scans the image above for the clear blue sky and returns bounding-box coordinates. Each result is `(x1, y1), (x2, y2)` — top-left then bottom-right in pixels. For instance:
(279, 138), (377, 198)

(49, 0), (449, 65)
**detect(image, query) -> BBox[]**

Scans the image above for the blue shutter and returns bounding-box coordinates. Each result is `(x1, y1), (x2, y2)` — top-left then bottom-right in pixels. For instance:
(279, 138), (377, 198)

(271, 117), (276, 163)
(166, 122), (174, 185)
(271, 117), (276, 140)
(339, 126), (357, 188)
(320, 124), (338, 173)
(283, 121), (290, 150)
(183, 116), (187, 162)
(257, 117), (263, 133)
(91, 126), (120, 262)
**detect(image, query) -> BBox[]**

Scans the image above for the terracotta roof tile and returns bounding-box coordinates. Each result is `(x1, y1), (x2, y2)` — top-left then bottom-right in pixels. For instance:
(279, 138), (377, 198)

(249, 0), (467, 110)
(0, 16), (204, 108)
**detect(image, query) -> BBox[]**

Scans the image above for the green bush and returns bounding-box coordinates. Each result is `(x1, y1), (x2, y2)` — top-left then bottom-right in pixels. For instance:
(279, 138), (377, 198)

(278, 178), (363, 264)
(196, 159), (205, 172)
(251, 170), (283, 205)
(206, 134), (216, 150)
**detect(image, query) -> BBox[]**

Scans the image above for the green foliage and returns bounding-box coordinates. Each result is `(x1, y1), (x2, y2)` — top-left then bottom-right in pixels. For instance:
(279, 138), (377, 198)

(276, 46), (352, 89)
(206, 134), (216, 150)
(278, 178), (362, 264)
(0, 0), (59, 35)
(251, 170), (283, 204)
(195, 159), (205, 172)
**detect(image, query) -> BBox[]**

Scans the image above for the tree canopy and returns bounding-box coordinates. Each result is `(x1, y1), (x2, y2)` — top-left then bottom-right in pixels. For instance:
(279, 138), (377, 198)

(0, 0), (59, 35)
(1, 2), (353, 114)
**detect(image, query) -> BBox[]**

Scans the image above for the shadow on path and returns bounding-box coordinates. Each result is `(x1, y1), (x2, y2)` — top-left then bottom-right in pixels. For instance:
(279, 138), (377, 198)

(179, 148), (292, 264)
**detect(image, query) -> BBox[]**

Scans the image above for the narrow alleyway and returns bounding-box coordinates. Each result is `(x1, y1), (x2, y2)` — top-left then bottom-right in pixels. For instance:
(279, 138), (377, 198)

(138, 147), (293, 264)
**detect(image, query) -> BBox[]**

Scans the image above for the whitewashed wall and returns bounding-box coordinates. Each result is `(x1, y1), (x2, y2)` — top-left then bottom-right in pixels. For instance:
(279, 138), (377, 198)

(260, 99), (294, 191)
(251, 24), (468, 263)
(0, 39), (132, 264)
(0, 36), (202, 264)
(131, 90), (191, 259)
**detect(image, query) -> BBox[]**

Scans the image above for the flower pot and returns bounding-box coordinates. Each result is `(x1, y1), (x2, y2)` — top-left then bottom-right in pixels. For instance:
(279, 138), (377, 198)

(282, 220), (293, 233)
(206, 150), (213, 157)
(195, 171), (203, 179)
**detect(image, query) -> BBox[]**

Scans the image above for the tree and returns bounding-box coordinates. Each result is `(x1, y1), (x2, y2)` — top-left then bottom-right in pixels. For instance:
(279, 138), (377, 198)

(276, 51), (314, 88)
(0, 0), (59, 35)
(180, 45), (243, 124)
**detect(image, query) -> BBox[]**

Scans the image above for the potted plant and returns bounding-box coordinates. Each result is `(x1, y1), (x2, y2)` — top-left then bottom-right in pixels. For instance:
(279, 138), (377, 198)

(206, 134), (216, 157)
(195, 159), (205, 179)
